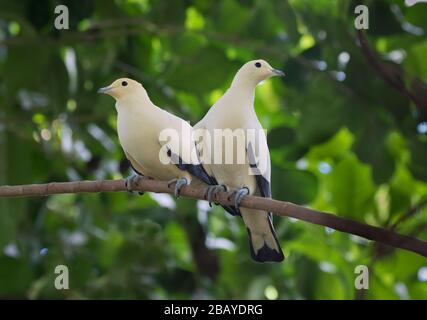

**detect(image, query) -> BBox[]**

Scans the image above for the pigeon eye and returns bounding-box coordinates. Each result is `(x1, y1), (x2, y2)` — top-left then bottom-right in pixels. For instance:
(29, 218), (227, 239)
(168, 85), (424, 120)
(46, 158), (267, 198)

(255, 62), (262, 68)
(122, 81), (128, 86)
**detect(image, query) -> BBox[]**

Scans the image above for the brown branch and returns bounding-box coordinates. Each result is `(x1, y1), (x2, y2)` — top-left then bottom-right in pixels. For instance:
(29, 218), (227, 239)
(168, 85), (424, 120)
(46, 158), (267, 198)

(390, 196), (427, 231)
(356, 29), (427, 111)
(1, 177), (427, 259)
(0, 18), (286, 59)
(356, 200), (427, 300)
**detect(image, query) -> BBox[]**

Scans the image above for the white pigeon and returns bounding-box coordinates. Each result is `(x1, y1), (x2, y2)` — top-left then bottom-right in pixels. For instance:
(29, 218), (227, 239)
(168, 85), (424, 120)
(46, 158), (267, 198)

(195, 60), (285, 262)
(98, 78), (213, 196)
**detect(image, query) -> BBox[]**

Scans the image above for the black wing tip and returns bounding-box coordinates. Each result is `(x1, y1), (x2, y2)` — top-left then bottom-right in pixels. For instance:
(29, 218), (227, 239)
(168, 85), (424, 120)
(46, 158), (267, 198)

(246, 227), (285, 263)
(250, 243), (285, 263)
(167, 148), (213, 185)
(128, 161), (143, 176)
(222, 205), (241, 216)
(188, 164), (213, 185)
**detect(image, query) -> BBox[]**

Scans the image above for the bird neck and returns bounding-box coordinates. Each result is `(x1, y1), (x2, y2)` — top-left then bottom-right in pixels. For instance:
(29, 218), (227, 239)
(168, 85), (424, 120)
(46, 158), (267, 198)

(226, 79), (256, 112)
(230, 74), (259, 91)
(115, 89), (157, 114)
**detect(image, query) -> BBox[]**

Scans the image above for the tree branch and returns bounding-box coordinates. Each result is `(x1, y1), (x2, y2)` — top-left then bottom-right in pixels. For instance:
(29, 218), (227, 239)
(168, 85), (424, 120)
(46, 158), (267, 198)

(356, 29), (427, 111)
(1, 177), (427, 259)
(390, 196), (427, 231)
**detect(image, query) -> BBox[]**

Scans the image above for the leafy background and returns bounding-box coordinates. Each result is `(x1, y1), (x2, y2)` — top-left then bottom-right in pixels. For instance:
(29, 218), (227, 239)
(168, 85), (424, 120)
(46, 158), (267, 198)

(0, 0), (426, 299)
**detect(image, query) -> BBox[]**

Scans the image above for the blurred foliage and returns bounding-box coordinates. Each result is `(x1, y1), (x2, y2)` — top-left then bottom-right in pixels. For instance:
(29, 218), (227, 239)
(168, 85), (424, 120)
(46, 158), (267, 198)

(0, 0), (427, 299)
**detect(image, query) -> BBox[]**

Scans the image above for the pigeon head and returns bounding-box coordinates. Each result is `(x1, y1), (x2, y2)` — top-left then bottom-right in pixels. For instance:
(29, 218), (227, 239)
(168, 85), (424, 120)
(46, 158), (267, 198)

(232, 60), (285, 87)
(98, 78), (144, 100)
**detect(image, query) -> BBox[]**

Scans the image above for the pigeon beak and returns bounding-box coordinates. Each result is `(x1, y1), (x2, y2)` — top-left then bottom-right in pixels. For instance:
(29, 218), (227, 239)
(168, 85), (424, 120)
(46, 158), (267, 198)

(272, 69), (286, 77)
(97, 85), (113, 94)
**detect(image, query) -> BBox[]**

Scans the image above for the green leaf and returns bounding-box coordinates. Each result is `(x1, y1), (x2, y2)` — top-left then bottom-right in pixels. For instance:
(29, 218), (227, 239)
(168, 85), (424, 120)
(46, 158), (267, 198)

(281, 144), (309, 162)
(389, 165), (414, 217)
(408, 138), (427, 182)
(272, 167), (318, 204)
(274, 0), (300, 42)
(268, 126), (296, 149)
(295, 75), (347, 145)
(314, 272), (346, 299)
(307, 127), (354, 160)
(367, 0), (403, 36)
(150, 0), (187, 25)
(217, 0), (252, 34)
(170, 32), (207, 57)
(0, 257), (33, 296)
(353, 122), (395, 184)
(165, 47), (235, 93)
(3, 45), (49, 95)
(327, 155), (376, 218)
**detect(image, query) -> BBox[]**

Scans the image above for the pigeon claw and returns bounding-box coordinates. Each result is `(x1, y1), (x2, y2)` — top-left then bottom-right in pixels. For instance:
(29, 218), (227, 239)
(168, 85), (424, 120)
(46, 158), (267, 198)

(125, 174), (144, 196)
(205, 184), (227, 206)
(228, 187), (250, 213)
(168, 177), (189, 198)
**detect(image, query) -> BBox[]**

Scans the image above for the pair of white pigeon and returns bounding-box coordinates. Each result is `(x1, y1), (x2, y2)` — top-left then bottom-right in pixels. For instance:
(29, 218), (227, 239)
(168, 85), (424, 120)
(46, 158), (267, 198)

(98, 59), (285, 263)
